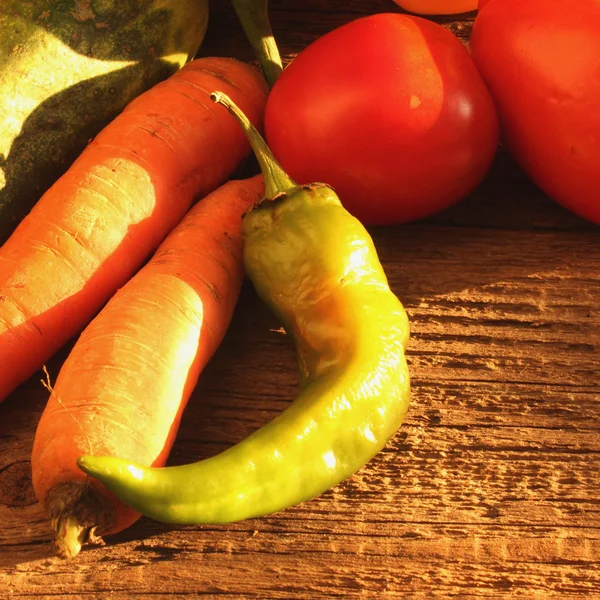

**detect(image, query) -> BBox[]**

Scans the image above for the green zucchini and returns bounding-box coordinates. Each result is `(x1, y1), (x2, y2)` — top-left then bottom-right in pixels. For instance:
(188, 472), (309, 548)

(0, 0), (209, 243)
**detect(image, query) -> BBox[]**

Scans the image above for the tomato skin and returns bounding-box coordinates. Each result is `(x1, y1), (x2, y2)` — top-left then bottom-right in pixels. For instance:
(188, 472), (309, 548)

(392, 0), (477, 15)
(471, 0), (600, 225)
(264, 13), (499, 225)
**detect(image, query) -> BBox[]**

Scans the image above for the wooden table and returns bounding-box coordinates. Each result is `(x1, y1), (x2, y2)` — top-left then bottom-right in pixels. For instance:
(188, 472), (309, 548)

(2, 1), (599, 597)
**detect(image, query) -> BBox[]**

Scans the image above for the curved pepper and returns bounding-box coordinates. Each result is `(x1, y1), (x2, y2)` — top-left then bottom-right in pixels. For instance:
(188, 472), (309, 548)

(77, 92), (411, 526)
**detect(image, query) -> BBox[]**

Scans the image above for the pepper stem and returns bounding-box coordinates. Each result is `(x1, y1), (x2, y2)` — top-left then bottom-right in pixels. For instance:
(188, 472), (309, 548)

(210, 91), (297, 199)
(230, 0), (283, 88)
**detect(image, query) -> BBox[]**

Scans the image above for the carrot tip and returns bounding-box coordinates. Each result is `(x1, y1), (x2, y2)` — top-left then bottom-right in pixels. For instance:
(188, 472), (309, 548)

(53, 514), (96, 559)
(46, 481), (113, 559)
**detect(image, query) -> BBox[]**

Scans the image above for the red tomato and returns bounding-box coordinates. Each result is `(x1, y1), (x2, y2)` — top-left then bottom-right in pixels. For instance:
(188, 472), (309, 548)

(392, 0), (477, 15)
(471, 0), (600, 225)
(263, 13), (499, 225)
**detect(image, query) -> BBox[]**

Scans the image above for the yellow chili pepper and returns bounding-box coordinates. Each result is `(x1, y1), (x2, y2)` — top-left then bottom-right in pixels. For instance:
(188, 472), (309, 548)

(77, 92), (411, 526)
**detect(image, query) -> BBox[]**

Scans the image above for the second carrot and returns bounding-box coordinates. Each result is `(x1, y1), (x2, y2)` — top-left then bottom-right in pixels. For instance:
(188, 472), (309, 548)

(31, 175), (264, 558)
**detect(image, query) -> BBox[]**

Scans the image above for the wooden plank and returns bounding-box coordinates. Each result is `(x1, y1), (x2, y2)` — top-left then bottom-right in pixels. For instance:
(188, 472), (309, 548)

(2, 213), (599, 595)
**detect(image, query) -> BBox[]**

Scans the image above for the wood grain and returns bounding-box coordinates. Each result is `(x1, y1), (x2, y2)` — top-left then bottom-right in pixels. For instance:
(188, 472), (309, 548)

(1, 1), (599, 598)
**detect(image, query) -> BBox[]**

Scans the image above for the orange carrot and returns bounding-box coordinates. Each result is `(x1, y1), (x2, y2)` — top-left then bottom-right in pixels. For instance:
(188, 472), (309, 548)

(31, 174), (265, 558)
(0, 57), (268, 403)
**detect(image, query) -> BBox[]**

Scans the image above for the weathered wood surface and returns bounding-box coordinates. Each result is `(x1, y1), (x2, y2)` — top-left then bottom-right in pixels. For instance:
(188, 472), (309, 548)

(1, 1), (599, 597)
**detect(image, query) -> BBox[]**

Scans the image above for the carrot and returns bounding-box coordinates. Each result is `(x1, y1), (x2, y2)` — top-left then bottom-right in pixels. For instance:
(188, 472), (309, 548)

(31, 174), (265, 558)
(0, 57), (268, 403)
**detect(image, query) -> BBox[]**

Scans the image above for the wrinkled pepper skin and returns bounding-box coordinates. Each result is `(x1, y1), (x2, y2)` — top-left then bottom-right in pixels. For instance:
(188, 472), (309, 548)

(78, 97), (411, 527)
